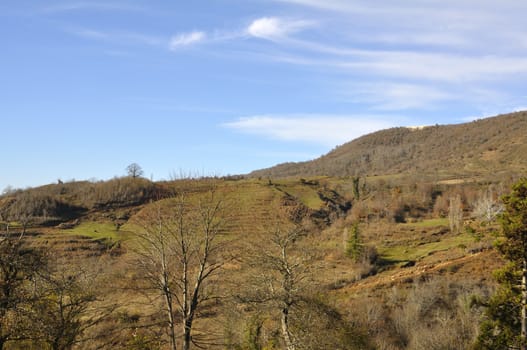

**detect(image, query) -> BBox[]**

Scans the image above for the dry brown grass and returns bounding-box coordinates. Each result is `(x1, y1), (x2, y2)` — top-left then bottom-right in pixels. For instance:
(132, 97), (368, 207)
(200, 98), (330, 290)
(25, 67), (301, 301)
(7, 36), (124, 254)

(0, 175), (509, 349)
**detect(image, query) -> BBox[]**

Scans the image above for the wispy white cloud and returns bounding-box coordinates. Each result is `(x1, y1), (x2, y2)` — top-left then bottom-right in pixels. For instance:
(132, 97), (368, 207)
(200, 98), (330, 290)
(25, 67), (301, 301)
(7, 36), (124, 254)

(224, 115), (396, 146)
(275, 0), (497, 34)
(249, 36), (527, 83)
(342, 82), (455, 110)
(275, 0), (526, 23)
(247, 17), (313, 40)
(271, 0), (527, 56)
(352, 31), (468, 48)
(72, 27), (208, 51)
(48, 0), (527, 117)
(164, 17), (313, 52)
(339, 52), (527, 83)
(169, 31), (206, 50)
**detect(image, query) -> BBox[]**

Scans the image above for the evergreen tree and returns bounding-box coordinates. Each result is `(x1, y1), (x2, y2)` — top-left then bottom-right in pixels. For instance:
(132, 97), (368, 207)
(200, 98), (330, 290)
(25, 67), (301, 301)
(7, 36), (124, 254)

(346, 223), (363, 262)
(475, 178), (527, 350)
(352, 176), (361, 200)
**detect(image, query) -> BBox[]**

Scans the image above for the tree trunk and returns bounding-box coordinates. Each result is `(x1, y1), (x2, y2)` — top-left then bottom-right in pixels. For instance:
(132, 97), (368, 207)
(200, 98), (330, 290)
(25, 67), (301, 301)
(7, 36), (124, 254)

(281, 307), (296, 350)
(162, 270), (177, 350)
(165, 291), (177, 350)
(183, 320), (192, 350)
(522, 258), (527, 350)
(183, 278), (200, 350)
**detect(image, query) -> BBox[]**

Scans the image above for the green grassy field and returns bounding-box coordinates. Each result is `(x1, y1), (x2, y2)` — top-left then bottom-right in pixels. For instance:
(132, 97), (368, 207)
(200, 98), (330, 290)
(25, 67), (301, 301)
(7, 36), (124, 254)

(402, 218), (449, 228)
(62, 221), (129, 242)
(378, 231), (475, 264)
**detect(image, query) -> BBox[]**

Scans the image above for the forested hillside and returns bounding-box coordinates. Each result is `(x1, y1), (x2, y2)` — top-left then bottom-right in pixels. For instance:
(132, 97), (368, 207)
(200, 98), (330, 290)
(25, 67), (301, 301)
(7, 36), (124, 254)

(251, 111), (527, 180)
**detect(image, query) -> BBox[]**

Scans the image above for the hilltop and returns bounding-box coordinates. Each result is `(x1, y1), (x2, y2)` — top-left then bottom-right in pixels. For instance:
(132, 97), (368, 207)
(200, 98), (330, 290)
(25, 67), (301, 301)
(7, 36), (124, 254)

(250, 111), (527, 181)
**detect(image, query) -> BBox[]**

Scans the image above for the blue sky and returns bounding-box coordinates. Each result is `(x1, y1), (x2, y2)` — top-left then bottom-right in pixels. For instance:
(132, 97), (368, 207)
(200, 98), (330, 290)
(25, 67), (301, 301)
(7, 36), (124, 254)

(2, 0), (527, 190)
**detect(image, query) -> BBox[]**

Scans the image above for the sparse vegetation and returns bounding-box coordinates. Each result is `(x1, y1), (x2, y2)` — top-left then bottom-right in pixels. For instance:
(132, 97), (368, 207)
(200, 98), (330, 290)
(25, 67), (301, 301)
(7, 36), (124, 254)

(0, 112), (526, 348)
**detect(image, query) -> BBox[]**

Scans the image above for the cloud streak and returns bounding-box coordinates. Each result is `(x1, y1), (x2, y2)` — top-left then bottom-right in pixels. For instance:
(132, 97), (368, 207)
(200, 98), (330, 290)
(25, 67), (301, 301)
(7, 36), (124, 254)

(341, 82), (455, 110)
(338, 52), (527, 83)
(169, 31), (206, 50)
(50, 1), (527, 117)
(247, 17), (312, 40)
(164, 16), (314, 53)
(224, 115), (396, 146)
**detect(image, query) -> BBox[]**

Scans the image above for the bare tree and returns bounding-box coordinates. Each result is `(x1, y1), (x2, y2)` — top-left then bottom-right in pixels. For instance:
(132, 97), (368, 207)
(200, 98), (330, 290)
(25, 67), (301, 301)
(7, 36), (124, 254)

(132, 184), (229, 350)
(8, 193), (35, 234)
(267, 224), (305, 350)
(0, 234), (45, 349)
(391, 277), (485, 350)
(243, 208), (310, 350)
(239, 209), (368, 350)
(238, 215), (309, 350)
(126, 163), (144, 179)
(448, 194), (463, 233)
(472, 187), (504, 223)
(4, 191), (58, 234)
(30, 258), (115, 350)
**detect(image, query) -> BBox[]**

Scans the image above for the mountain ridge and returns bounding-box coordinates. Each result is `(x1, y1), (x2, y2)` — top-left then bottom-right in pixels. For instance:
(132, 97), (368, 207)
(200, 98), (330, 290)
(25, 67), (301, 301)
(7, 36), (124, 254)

(250, 111), (527, 180)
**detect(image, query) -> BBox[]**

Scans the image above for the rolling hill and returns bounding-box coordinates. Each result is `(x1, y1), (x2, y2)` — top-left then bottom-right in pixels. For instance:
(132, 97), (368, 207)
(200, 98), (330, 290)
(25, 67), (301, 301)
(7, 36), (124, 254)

(1, 112), (525, 349)
(250, 111), (527, 180)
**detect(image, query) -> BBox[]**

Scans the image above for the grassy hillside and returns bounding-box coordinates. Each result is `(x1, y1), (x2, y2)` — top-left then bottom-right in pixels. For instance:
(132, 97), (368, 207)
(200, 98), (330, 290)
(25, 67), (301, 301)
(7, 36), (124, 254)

(2, 108), (524, 349)
(250, 111), (527, 181)
(0, 173), (509, 349)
